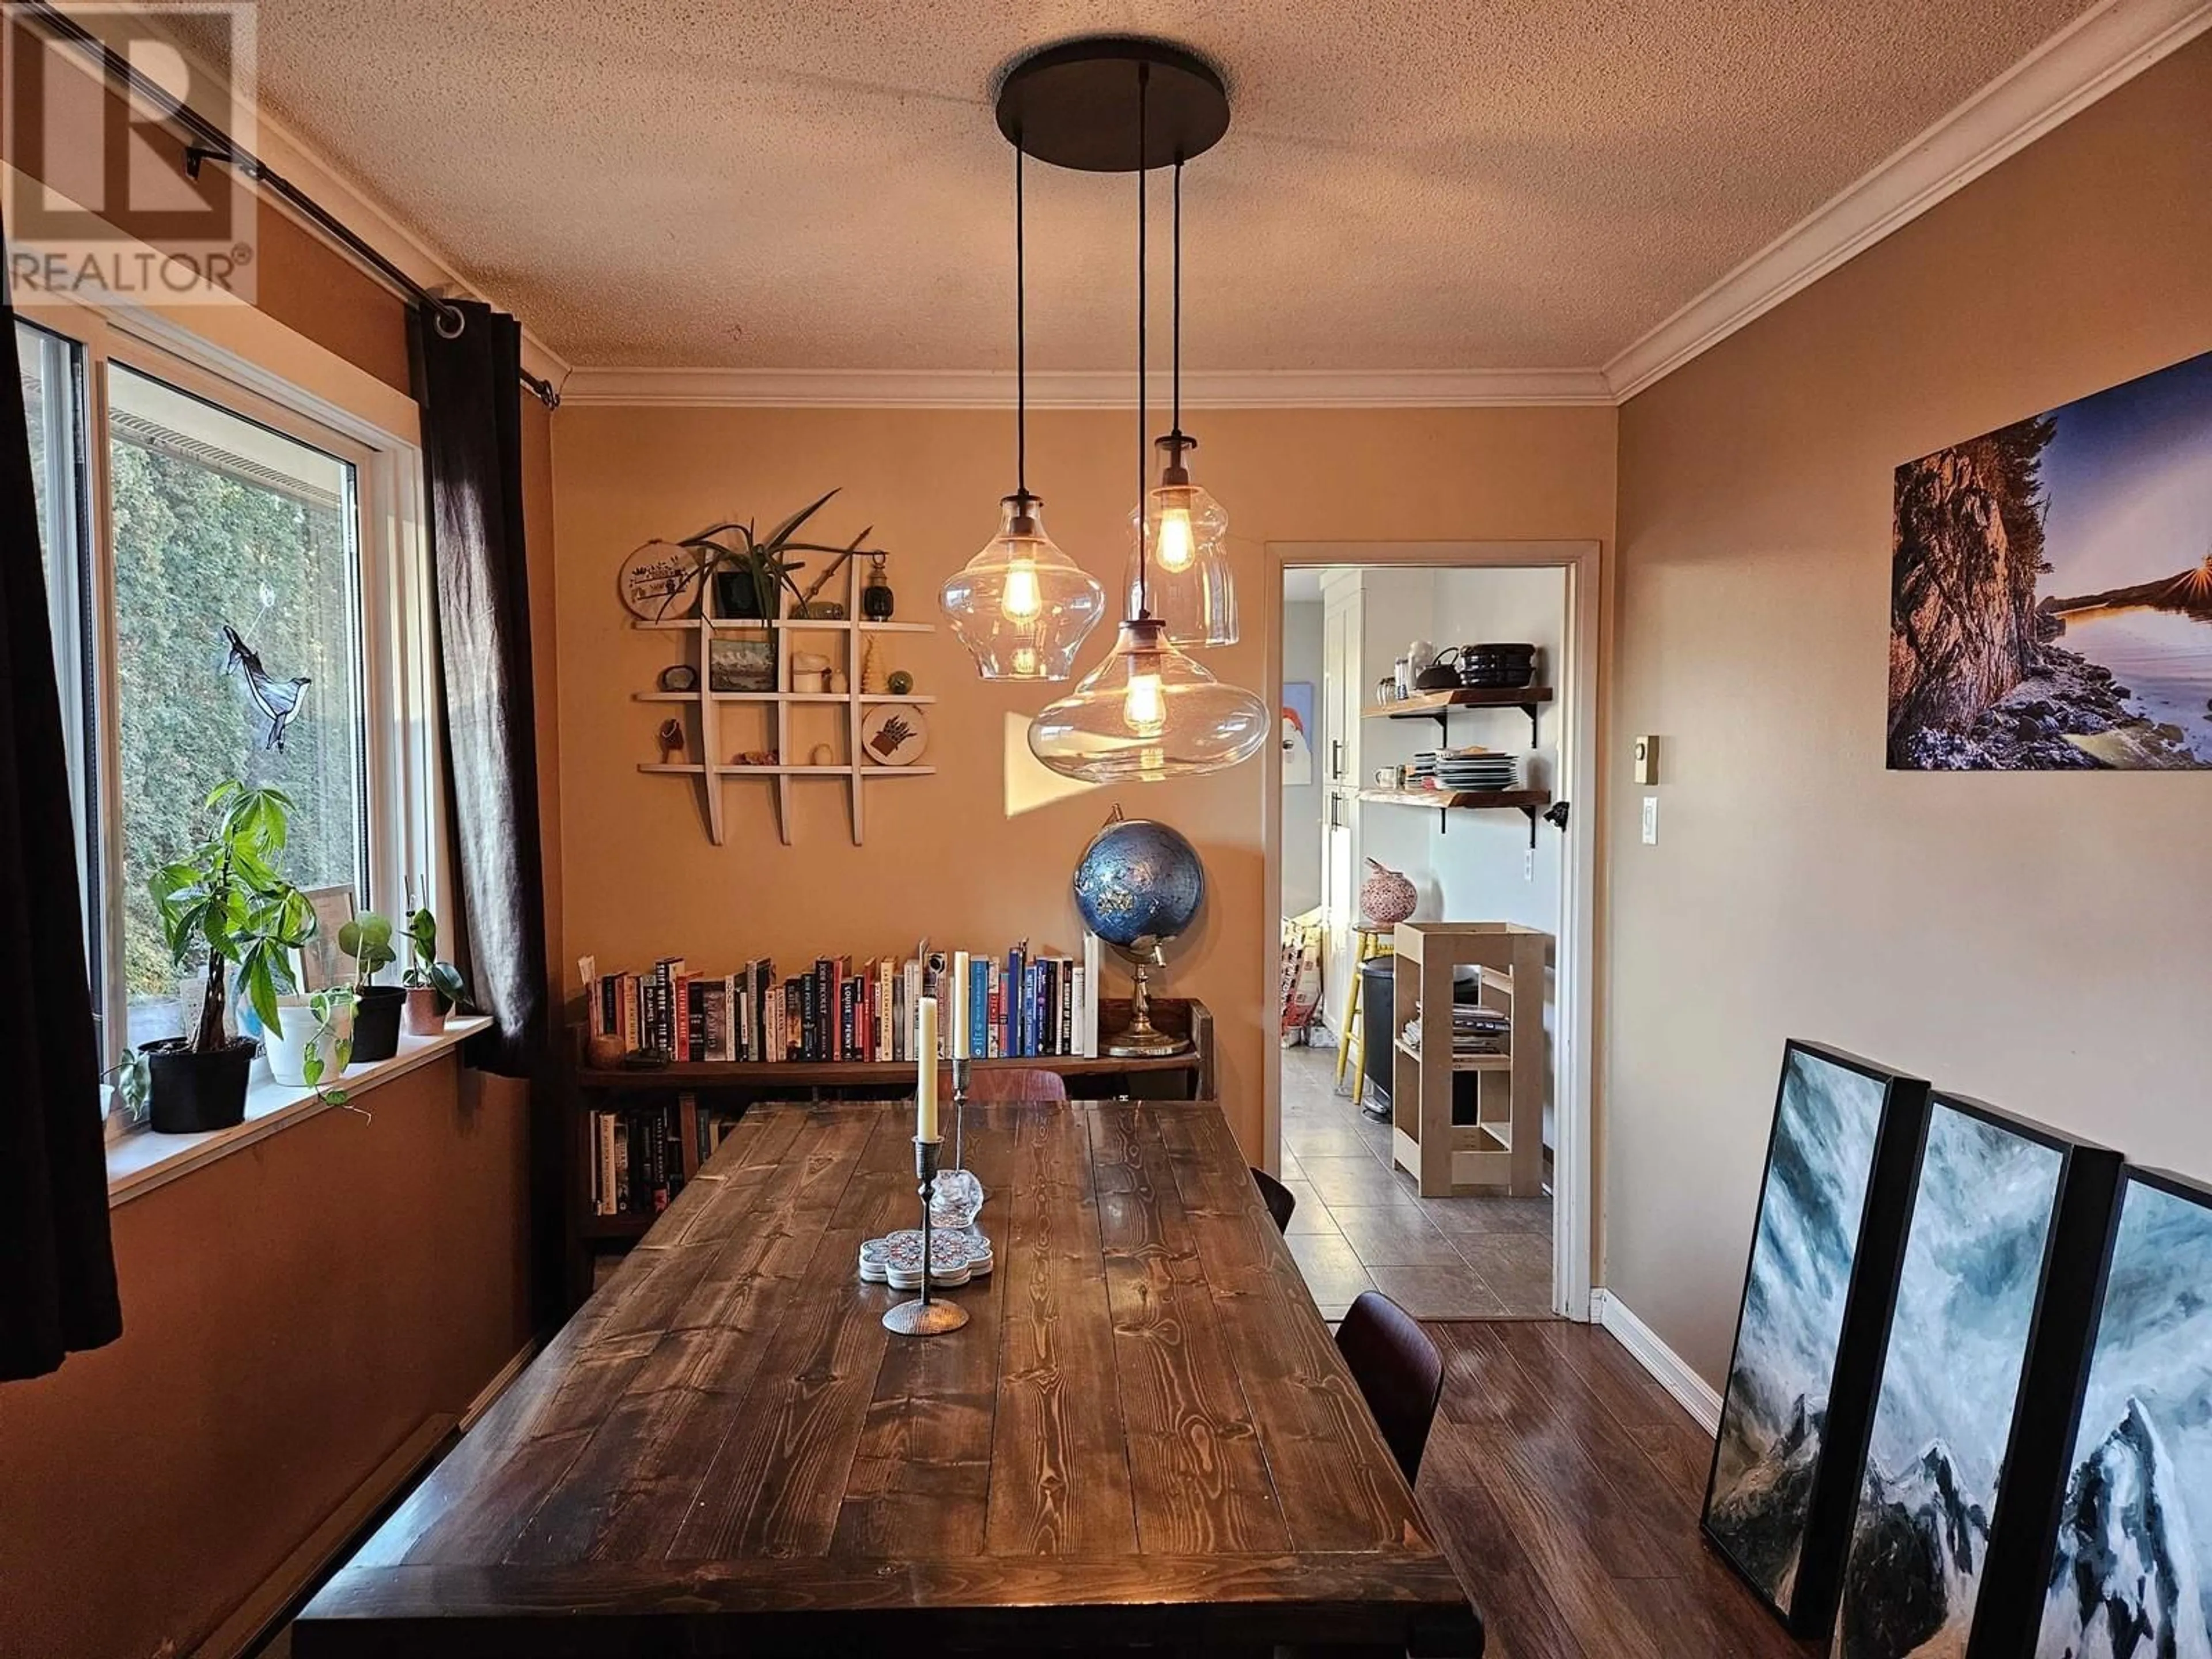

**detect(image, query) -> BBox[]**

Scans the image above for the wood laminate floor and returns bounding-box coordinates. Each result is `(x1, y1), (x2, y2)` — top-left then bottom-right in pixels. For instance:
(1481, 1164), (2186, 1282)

(1416, 1321), (1820, 1659)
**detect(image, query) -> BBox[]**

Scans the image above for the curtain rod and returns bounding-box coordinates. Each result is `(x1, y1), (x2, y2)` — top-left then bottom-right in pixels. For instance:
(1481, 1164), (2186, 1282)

(16, 0), (560, 409)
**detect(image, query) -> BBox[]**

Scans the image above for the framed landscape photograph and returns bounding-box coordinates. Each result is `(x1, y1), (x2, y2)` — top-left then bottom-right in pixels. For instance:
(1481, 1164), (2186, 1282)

(708, 638), (775, 693)
(1829, 1097), (2121, 1659)
(1703, 1040), (1930, 1635)
(1888, 347), (2212, 771)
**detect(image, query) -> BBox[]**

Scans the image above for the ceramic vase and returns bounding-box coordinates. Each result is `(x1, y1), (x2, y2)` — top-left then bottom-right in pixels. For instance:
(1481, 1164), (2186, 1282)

(1359, 859), (1418, 926)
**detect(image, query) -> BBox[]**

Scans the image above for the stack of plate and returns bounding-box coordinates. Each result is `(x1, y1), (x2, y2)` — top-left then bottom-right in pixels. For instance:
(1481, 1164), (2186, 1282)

(1429, 749), (1520, 793)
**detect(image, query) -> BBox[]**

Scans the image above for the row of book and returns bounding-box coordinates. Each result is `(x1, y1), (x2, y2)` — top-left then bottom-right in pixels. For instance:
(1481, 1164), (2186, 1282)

(578, 937), (1107, 1063)
(588, 1093), (744, 1219)
(587, 1101), (687, 1217)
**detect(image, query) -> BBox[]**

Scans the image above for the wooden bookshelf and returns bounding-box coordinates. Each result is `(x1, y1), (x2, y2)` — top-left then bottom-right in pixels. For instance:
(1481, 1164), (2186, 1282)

(1389, 924), (1548, 1199)
(562, 996), (1214, 1306)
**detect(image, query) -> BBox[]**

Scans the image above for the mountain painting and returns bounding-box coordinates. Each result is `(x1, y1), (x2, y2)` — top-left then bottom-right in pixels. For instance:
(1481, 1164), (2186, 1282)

(1706, 1044), (1895, 1618)
(1832, 1100), (2064, 1659)
(1889, 347), (2212, 770)
(2036, 1171), (2212, 1658)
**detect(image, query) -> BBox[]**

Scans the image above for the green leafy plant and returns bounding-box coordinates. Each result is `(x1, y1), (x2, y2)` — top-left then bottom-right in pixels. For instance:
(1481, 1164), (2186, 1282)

(150, 782), (313, 1052)
(299, 985), (357, 1104)
(338, 911), (398, 987)
(682, 489), (858, 620)
(104, 1050), (149, 1124)
(403, 903), (469, 1009)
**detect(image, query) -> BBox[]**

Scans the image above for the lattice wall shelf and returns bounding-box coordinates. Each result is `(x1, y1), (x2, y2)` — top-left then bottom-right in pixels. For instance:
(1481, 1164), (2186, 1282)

(630, 558), (937, 847)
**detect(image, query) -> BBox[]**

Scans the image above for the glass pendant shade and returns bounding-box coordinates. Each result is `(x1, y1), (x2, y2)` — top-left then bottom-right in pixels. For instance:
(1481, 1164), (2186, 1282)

(1127, 435), (1236, 646)
(941, 494), (1105, 680)
(1029, 618), (1270, 782)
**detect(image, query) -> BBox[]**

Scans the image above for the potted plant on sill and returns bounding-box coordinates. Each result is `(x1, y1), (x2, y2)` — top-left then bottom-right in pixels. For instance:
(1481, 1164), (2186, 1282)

(266, 983), (355, 1094)
(339, 911), (404, 1062)
(144, 782), (315, 1132)
(402, 901), (469, 1036)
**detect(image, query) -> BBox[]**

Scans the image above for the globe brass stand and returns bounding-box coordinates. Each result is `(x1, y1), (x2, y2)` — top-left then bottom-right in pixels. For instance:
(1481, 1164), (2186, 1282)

(1103, 949), (1190, 1059)
(884, 1137), (968, 1337)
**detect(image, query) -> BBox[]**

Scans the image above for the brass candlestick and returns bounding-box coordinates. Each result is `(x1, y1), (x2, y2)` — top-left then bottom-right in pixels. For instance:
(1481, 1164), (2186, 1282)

(884, 1136), (968, 1337)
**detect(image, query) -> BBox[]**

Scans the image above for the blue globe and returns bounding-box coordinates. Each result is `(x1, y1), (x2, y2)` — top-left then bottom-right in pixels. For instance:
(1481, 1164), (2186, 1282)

(1073, 819), (1205, 952)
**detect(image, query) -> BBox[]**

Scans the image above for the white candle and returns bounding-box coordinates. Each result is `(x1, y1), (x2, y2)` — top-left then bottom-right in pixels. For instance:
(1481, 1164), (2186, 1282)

(949, 951), (970, 1059)
(916, 996), (940, 1141)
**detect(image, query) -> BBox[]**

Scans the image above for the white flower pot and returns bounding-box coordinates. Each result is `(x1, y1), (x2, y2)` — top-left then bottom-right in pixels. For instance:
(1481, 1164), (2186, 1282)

(266, 995), (354, 1089)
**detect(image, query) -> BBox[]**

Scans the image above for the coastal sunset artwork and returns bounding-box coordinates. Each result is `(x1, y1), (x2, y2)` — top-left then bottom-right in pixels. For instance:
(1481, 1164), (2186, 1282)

(1888, 348), (2212, 770)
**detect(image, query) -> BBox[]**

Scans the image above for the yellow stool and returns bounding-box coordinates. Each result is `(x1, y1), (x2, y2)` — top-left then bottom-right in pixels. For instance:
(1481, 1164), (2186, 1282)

(1334, 925), (1395, 1101)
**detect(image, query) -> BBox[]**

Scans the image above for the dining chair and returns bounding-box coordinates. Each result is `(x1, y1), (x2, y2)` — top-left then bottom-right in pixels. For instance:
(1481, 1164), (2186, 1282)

(962, 1067), (1070, 1103)
(1251, 1166), (1297, 1233)
(1334, 1291), (1445, 1485)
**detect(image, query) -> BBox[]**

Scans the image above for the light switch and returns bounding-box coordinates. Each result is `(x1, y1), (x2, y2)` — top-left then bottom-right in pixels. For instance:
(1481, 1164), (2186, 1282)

(1641, 795), (1659, 845)
(1633, 735), (1659, 786)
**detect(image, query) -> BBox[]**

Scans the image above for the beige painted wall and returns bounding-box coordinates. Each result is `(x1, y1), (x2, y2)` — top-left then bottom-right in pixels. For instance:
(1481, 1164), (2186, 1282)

(552, 406), (1615, 1152)
(1607, 37), (2212, 1387)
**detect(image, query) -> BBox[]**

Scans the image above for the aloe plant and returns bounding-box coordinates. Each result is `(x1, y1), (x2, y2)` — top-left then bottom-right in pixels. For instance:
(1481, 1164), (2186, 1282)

(681, 488), (858, 620)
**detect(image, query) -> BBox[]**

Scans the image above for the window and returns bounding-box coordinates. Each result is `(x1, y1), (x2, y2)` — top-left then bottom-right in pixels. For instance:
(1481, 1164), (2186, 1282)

(17, 301), (440, 1094)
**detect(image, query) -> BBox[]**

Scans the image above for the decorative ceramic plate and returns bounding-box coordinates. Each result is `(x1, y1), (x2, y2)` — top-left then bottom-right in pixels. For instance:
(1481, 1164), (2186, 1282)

(620, 539), (703, 620)
(860, 703), (929, 767)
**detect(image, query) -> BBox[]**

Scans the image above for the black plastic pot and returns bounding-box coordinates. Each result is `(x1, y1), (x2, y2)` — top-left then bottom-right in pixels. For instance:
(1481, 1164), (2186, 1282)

(713, 571), (763, 619)
(145, 1037), (255, 1133)
(352, 985), (405, 1062)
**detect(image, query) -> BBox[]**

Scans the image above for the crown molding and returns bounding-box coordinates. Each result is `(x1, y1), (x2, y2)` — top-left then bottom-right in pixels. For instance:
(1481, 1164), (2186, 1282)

(1603, 0), (2212, 401)
(126, 7), (573, 391)
(555, 365), (1616, 409)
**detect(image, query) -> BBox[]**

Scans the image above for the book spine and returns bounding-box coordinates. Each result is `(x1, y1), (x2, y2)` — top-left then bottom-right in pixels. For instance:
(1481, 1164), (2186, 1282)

(598, 1111), (618, 1215)
(1060, 959), (1073, 1055)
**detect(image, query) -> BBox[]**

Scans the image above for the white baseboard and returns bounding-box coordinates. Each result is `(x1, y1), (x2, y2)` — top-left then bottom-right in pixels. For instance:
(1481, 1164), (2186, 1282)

(1590, 1288), (1722, 1437)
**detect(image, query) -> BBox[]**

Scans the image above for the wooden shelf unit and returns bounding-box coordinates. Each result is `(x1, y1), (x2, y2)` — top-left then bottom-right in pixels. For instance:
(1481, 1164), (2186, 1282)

(1389, 923), (1548, 1198)
(563, 996), (1214, 1304)
(631, 556), (936, 846)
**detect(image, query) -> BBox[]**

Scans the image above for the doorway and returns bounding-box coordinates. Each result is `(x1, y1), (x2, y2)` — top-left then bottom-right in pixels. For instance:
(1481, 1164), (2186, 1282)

(1266, 543), (1600, 1322)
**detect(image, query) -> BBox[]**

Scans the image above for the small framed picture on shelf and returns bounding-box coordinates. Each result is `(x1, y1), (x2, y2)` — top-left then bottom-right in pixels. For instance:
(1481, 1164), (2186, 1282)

(300, 884), (356, 990)
(708, 638), (775, 692)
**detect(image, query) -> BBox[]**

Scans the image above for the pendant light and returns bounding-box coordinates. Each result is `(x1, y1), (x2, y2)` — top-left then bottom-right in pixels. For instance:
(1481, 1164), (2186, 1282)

(1024, 52), (1269, 784)
(1124, 158), (1237, 646)
(940, 143), (1104, 680)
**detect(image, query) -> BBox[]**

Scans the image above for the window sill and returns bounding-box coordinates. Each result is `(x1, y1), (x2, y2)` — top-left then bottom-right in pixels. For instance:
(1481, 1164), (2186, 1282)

(105, 1016), (494, 1208)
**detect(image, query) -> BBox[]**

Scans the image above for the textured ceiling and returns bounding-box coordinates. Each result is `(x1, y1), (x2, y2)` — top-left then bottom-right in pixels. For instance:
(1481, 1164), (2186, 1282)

(165, 0), (2096, 370)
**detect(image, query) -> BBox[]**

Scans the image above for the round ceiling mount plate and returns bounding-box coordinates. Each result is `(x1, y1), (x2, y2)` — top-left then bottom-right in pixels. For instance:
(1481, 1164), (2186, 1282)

(995, 37), (1229, 173)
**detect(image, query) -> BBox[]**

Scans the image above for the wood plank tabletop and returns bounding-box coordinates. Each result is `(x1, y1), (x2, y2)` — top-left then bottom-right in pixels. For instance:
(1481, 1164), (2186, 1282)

(294, 1099), (1483, 1657)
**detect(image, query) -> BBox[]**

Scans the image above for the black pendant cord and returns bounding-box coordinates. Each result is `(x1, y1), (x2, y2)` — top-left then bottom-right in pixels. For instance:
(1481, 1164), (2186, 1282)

(1171, 157), (1184, 441)
(1136, 62), (1151, 621)
(1014, 140), (1029, 503)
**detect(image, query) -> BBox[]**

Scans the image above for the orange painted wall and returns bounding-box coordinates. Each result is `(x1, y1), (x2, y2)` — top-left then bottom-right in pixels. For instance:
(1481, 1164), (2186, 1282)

(1607, 37), (2212, 1384)
(551, 405), (1616, 1151)
(2, 46), (556, 1653)
(0, 1060), (531, 1659)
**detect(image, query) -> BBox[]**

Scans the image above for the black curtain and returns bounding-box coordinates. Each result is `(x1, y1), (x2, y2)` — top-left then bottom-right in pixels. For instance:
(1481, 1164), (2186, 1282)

(413, 300), (551, 1080)
(0, 214), (122, 1381)
(413, 300), (559, 1324)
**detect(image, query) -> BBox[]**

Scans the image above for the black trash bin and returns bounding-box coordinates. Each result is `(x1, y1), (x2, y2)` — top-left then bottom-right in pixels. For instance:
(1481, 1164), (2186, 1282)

(1359, 959), (1484, 1125)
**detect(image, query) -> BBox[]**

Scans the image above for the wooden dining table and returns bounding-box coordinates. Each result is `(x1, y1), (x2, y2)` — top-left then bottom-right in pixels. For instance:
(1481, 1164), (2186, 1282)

(294, 1098), (1483, 1656)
